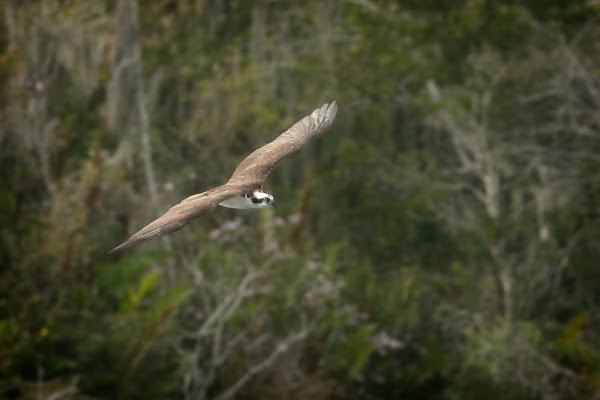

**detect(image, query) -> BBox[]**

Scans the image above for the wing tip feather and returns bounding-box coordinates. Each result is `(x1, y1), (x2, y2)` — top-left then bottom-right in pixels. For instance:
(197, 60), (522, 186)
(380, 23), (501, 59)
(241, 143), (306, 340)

(108, 238), (143, 254)
(297, 101), (338, 133)
(316, 100), (338, 128)
(325, 100), (338, 123)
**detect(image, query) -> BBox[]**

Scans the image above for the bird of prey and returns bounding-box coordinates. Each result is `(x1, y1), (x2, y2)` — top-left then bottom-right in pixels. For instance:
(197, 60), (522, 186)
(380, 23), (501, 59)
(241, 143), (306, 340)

(110, 101), (338, 253)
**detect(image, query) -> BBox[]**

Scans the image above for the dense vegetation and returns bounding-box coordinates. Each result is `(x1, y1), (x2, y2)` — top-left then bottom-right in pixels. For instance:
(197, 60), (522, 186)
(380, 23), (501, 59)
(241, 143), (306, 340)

(1, 1), (599, 399)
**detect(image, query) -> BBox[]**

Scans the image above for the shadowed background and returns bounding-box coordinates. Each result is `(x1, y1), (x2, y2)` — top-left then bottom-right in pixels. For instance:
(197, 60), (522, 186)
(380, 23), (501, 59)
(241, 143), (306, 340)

(1, 1), (599, 399)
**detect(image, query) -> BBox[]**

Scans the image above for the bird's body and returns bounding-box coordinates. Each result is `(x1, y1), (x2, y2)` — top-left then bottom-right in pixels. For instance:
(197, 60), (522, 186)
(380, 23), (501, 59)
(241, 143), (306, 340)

(110, 101), (338, 253)
(219, 190), (274, 209)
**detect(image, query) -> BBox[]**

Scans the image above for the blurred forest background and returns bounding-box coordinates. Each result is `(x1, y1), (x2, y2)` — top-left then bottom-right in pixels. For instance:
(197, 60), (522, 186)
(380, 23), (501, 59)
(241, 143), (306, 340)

(1, 0), (600, 399)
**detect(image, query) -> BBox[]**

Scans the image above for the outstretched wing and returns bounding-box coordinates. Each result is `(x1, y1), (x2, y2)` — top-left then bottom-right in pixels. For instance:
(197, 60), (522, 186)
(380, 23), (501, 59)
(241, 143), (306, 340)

(227, 101), (338, 188)
(109, 185), (241, 253)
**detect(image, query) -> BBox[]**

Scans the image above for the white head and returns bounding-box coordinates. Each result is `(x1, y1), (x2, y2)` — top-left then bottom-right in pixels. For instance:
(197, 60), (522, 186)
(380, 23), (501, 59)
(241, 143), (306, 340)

(251, 190), (276, 208)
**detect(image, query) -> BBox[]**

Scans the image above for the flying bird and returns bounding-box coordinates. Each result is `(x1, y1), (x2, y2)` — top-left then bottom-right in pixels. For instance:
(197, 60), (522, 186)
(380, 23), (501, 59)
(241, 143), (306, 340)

(110, 101), (338, 253)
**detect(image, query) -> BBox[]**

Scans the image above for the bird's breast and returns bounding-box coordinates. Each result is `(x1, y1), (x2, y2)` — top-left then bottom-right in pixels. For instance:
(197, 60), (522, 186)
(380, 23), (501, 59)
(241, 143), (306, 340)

(219, 195), (257, 209)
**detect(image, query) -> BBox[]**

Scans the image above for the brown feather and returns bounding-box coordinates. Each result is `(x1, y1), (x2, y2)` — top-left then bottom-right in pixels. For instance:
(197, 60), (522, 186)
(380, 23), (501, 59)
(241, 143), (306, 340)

(109, 101), (338, 253)
(227, 101), (338, 188)
(109, 186), (241, 253)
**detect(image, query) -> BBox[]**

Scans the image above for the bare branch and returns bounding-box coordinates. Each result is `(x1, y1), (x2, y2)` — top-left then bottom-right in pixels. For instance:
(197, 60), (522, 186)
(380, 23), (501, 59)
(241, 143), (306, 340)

(212, 330), (308, 400)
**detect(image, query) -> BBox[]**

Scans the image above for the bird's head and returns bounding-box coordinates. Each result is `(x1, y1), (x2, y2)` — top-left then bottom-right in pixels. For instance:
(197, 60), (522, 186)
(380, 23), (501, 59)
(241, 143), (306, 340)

(251, 190), (276, 207)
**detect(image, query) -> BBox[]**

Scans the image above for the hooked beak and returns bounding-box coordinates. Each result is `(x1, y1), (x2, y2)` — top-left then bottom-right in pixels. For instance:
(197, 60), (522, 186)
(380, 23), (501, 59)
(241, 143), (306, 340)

(271, 200), (276, 207)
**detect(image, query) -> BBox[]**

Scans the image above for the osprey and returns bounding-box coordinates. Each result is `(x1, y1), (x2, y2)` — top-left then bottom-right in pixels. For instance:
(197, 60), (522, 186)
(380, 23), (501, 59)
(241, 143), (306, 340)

(110, 101), (338, 252)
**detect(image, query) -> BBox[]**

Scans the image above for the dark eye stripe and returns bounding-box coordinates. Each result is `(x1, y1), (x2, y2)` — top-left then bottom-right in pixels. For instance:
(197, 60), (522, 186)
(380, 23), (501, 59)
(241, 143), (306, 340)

(251, 196), (262, 204)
